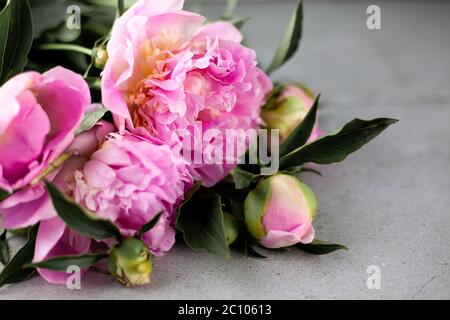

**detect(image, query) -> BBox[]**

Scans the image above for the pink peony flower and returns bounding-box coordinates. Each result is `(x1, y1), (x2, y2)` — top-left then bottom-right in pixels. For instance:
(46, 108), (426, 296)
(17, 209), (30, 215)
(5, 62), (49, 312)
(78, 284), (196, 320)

(244, 174), (316, 248)
(0, 67), (91, 193)
(69, 132), (193, 256)
(101, 0), (272, 187)
(0, 121), (114, 229)
(0, 122), (114, 284)
(262, 84), (323, 143)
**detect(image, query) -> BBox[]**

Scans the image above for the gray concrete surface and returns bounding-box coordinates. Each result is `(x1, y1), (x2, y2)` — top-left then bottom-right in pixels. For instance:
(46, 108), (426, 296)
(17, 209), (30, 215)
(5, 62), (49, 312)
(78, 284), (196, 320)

(1, 0), (450, 299)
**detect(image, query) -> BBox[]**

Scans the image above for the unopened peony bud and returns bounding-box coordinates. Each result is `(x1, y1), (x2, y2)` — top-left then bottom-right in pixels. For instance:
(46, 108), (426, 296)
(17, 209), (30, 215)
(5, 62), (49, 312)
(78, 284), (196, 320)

(223, 212), (239, 245)
(93, 46), (108, 69)
(108, 238), (152, 287)
(262, 84), (321, 143)
(244, 174), (317, 249)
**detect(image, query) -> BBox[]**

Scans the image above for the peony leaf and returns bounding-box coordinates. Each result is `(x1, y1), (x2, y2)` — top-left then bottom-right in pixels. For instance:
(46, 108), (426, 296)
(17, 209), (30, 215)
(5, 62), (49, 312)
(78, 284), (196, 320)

(0, 230), (10, 265)
(75, 104), (108, 135)
(0, 0), (34, 85)
(177, 192), (230, 257)
(283, 166), (322, 177)
(297, 239), (348, 255)
(0, 225), (38, 288)
(279, 118), (398, 169)
(266, 0), (303, 75)
(232, 167), (259, 190)
(26, 252), (108, 271)
(45, 181), (122, 240)
(0, 188), (10, 201)
(279, 94), (320, 157)
(138, 211), (163, 237)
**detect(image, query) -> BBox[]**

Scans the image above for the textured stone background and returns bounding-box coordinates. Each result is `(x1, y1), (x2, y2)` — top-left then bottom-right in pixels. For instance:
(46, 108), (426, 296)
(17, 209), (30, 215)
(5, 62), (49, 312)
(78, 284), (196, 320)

(1, 0), (449, 299)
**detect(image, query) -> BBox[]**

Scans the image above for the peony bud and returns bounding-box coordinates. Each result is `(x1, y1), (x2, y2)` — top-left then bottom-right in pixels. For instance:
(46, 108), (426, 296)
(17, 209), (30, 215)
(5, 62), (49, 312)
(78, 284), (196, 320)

(93, 46), (108, 69)
(262, 84), (321, 143)
(244, 174), (317, 249)
(223, 212), (239, 245)
(108, 238), (152, 287)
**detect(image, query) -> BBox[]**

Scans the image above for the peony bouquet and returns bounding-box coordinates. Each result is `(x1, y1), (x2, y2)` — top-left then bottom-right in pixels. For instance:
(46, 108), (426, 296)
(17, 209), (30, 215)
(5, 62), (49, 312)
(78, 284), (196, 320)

(0, 0), (396, 288)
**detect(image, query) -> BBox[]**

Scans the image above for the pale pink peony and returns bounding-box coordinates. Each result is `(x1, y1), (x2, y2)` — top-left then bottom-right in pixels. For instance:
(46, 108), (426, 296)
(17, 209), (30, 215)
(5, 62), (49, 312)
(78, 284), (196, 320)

(0, 67), (91, 193)
(101, 0), (272, 187)
(69, 132), (193, 256)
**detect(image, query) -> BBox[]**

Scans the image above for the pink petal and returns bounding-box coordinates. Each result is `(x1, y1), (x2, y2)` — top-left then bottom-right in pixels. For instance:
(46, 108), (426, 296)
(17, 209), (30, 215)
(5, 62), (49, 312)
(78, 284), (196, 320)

(0, 185), (56, 229)
(195, 21), (243, 43)
(43, 66), (91, 107)
(0, 91), (51, 186)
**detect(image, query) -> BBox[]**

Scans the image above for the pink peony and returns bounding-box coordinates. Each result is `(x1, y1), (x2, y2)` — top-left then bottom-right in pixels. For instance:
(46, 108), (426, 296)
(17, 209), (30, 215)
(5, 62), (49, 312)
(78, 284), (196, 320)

(0, 122), (114, 284)
(244, 174), (316, 249)
(0, 67), (91, 193)
(0, 122), (114, 229)
(101, 0), (272, 187)
(69, 132), (193, 256)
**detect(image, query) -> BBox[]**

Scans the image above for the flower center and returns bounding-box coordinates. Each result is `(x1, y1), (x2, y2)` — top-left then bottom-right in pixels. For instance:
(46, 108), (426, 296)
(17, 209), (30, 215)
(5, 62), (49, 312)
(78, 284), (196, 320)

(127, 31), (186, 132)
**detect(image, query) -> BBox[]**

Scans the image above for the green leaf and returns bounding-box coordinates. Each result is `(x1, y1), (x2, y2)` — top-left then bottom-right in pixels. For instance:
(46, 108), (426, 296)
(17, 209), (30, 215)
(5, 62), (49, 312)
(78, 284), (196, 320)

(232, 166), (259, 190)
(283, 166), (322, 177)
(0, 0), (34, 84)
(75, 105), (108, 135)
(0, 230), (10, 265)
(0, 225), (38, 288)
(246, 244), (267, 259)
(297, 239), (348, 255)
(279, 95), (320, 157)
(138, 211), (163, 237)
(45, 181), (122, 240)
(279, 118), (398, 169)
(26, 252), (108, 271)
(234, 231), (267, 259)
(266, 0), (303, 74)
(177, 192), (230, 257)
(0, 188), (10, 201)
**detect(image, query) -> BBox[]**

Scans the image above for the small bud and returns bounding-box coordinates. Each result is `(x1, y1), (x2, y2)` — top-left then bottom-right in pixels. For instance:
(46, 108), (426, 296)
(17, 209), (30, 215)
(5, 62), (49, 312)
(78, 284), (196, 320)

(93, 46), (108, 69)
(223, 212), (239, 245)
(262, 84), (321, 143)
(108, 238), (152, 287)
(244, 174), (317, 249)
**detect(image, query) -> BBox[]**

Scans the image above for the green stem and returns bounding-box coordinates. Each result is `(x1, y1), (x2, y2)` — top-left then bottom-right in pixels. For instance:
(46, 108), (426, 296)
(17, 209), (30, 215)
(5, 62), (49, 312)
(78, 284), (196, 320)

(117, 0), (125, 16)
(191, 0), (204, 14)
(224, 0), (239, 18)
(37, 44), (93, 57)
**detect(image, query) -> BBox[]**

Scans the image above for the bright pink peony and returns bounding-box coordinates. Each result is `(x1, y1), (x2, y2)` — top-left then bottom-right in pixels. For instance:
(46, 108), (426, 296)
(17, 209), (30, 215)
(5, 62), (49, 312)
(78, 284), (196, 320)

(0, 122), (114, 229)
(0, 67), (91, 193)
(102, 0), (272, 187)
(0, 122), (114, 284)
(69, 132), (193, 256)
